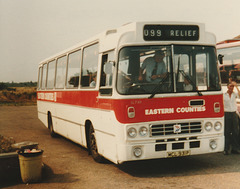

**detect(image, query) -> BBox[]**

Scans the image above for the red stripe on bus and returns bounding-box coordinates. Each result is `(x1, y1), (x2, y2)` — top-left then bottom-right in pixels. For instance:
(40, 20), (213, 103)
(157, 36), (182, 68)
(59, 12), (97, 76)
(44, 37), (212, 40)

(37, 91), (223, 123)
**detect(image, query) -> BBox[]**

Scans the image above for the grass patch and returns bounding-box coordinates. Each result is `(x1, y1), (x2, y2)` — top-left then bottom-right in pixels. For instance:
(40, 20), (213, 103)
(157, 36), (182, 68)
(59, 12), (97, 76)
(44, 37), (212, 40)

(0, 87), (36, 106)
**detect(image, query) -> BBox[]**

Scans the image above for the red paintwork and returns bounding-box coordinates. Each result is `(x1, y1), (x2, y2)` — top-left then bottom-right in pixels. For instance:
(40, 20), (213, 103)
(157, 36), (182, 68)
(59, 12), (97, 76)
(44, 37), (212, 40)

(37, 91), (224, 124)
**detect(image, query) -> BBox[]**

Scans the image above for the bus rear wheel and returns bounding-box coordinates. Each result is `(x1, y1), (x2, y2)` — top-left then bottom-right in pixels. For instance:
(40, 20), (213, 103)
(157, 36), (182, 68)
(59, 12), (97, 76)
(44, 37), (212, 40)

(88, 124), (104, 163)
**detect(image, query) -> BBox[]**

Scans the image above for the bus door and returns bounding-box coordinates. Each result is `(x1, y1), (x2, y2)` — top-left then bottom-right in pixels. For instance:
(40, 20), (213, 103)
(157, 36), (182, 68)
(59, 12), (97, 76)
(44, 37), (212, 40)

(99, 51), (115, 96)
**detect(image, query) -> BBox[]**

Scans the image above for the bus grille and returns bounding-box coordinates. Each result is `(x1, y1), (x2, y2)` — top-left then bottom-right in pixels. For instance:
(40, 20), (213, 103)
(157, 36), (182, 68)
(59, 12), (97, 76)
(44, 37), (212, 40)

(150, 122), (202, 136)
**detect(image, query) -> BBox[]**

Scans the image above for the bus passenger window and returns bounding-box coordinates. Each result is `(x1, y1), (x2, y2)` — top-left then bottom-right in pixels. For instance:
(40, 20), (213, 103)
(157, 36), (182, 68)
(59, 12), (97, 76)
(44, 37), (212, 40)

(38, 67), (42, 89)
(67, 50), (81, 88)
(46, 60), (56, 89)
(56, 56), (67, 89)
(42, 63), (47, 89)
(81, 43), (99, 88)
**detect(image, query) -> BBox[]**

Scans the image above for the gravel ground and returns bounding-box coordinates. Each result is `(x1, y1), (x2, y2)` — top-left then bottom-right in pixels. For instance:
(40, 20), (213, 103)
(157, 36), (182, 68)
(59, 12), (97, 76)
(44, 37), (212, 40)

(1, 106), (240, 189)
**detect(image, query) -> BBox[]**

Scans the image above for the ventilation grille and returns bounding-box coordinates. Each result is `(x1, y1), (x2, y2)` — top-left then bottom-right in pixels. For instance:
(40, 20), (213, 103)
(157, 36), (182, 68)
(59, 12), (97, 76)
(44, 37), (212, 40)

(150, 122), (202, 136)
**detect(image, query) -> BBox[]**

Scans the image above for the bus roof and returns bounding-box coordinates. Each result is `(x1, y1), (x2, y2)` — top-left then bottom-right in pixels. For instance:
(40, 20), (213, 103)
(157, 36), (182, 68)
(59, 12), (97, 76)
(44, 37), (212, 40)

(216, 40), (240, 50)
(39, 21), (216, 64)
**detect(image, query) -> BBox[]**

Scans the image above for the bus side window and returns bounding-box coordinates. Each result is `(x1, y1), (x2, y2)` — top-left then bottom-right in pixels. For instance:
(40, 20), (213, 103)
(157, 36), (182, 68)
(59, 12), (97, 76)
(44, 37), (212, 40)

(81, 43), (99, 88)
(38, 67), (43, 89)
(42, 63), (47, 89)
(100, 52), (114, 95)
(46, 60), (56, 89)
(67, 50), (81, 88)
(230, 70), (240, 83)
(100, 51), (114, 87)
(56, 56), (67, 89)
(220, 70), (229, 84)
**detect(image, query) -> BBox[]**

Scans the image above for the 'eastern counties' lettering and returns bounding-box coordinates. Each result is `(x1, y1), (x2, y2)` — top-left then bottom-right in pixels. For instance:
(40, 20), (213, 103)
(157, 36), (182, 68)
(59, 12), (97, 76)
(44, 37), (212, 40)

(145, 106), (206, 115)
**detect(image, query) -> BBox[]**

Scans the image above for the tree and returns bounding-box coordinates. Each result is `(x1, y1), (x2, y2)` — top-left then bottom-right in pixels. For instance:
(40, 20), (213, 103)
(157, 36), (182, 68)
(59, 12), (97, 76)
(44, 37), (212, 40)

(0, 83), (8, 90)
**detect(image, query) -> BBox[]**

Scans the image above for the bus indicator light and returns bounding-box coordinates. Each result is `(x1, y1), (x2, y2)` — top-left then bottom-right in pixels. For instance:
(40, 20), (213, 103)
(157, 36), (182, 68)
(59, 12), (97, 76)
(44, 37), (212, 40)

(128, 107), (135, 118)
(214, 102), (220, 113)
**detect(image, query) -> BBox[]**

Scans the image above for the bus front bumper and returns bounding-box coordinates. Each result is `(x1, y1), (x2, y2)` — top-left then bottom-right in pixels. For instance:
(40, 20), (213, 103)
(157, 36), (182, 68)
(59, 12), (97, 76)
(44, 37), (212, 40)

(117, 135), (224, 164)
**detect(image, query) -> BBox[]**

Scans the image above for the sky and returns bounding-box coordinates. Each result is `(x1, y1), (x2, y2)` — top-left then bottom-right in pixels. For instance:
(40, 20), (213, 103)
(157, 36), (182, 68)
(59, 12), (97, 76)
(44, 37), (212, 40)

(0, 0), (240, 82)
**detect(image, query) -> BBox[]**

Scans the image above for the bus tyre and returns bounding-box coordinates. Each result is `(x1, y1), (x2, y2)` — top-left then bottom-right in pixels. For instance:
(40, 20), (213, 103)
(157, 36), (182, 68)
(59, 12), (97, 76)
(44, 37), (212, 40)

(88, 124), (104, 163)
(48, 113), (57, 137)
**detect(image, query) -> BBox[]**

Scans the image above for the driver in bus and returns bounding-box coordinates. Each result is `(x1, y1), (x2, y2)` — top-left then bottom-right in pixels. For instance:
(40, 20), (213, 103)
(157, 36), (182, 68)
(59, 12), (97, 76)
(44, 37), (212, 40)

(138, 50), (167, 83)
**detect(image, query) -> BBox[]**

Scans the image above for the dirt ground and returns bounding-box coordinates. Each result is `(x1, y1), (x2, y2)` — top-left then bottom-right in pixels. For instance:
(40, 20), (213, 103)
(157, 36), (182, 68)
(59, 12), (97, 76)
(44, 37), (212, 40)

(2, 106), (240, 189)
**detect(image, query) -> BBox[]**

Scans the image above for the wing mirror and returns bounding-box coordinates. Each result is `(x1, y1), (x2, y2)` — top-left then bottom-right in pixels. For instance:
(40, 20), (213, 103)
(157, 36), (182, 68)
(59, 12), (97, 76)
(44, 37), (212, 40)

(218, 54), (224, 64)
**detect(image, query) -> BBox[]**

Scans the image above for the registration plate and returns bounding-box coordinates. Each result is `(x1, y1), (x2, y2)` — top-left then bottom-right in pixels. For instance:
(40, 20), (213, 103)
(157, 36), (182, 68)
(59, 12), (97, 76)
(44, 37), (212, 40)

(167, 150), (190, 158)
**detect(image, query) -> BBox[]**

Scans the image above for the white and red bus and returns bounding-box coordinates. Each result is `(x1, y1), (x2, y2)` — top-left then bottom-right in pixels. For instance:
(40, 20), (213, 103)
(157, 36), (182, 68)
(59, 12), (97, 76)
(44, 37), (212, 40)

(217, 40), (240, 112)
(37, 22), (224, 164)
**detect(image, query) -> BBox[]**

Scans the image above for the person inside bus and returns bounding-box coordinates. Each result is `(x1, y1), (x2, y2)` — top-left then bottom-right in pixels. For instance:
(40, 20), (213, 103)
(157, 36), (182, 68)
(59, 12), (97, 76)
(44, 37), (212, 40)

(223, 81), (240, 155)
(90, 73), (97, 87)
(138, 50), (167, 83)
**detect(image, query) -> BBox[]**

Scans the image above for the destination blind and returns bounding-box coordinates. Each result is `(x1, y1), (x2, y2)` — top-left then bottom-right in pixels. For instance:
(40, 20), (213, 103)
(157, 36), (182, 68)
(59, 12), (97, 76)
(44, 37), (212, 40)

(143, 25), (199, 41)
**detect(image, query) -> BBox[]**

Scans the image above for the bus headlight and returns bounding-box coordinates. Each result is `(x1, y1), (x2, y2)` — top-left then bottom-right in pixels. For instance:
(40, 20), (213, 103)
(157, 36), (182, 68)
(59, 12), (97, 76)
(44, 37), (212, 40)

(128, 127), (137, 138)
(139, 126), (148, 137)
(205, 122), (213, 131)
(214, 122), (222, 131)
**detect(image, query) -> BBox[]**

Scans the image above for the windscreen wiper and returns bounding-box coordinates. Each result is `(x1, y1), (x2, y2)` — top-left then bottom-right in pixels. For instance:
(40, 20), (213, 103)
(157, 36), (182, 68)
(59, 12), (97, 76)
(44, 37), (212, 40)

(179, 70), (202, 96)
(148, 73), (170, 99)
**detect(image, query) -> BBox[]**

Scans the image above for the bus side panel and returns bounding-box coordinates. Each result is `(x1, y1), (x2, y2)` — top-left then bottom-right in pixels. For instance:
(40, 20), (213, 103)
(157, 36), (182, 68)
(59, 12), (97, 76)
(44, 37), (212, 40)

(56, 101), (118, 163)
(91, 110), (118, 163)
(37, 100), (50, 129)
(39, 100), (119, 163)
(54, 103), (83, 145)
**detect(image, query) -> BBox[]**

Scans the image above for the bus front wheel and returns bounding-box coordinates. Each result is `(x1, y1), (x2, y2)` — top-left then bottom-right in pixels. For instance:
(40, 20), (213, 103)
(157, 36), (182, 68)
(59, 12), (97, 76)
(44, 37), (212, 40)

(88, 124), (104, 163)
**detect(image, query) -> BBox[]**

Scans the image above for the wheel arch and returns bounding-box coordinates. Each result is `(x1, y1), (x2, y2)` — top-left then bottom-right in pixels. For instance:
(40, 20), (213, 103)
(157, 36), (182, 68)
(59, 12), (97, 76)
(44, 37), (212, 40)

(85, 119), (92, 151)
(47, 111), (52, 129)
